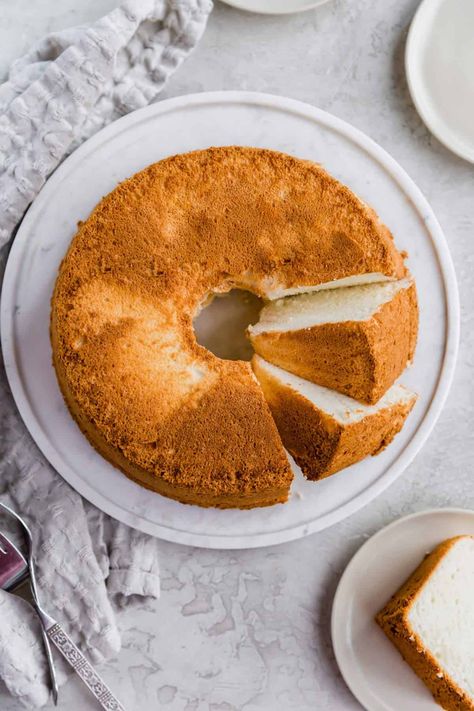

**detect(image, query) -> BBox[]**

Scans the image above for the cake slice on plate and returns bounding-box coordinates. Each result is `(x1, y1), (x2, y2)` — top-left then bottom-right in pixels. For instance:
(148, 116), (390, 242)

(252, 356), (416, 481)
(376, 535), (474, 711)
(249, 278), (418, 404)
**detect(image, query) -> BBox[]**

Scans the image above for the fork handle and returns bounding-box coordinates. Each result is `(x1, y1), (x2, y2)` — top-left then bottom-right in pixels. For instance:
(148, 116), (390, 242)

(46, 622), (126, 711)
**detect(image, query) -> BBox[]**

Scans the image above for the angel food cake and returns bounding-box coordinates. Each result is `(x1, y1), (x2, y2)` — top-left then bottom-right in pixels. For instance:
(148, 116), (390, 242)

(252, 356), (416, 480)
(376, 536), (474, 711)
(249, 278), (418, 404)
(51, 146), (418, 509)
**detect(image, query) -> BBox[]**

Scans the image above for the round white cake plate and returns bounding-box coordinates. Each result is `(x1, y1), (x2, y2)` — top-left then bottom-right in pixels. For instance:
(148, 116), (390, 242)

(406, 0), (474, 163)
(331, 508), (474, 711)
(1, 91), (459, 549)
(219, 0), (330, 16)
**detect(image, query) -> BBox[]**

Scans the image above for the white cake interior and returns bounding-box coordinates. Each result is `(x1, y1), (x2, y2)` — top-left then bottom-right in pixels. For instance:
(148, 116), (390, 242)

(262, 272), (392, 301)
(250, 278), (411, 335)
(253, 356), (415, 424)
(408, 536), (474, 700)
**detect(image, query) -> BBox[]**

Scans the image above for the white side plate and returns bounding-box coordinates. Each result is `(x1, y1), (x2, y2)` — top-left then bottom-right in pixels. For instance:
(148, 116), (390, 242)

(219, 0), (330, 15)
(331, 508), (474, 711)
(406, 0), (474, 163)
(1, 91), (459, 549)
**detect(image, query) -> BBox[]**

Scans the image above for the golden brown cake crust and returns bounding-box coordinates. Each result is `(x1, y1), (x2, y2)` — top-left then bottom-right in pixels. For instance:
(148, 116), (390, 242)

(252, 356), (416, 480)
(376, 537), (474, 711)
(51, 146), (406, 508)
(250, 282), (418, 404)
(51, 308), (292, 508)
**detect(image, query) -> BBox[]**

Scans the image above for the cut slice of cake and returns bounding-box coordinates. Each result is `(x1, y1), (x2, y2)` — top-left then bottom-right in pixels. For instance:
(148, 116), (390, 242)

(252, 356), (416, 480)
(376, 536), (474, 711)
(249, 278), (418, 404)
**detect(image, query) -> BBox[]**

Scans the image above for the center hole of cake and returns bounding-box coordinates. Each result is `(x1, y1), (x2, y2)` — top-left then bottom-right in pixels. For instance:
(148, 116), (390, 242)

(193, 289), (263, 361)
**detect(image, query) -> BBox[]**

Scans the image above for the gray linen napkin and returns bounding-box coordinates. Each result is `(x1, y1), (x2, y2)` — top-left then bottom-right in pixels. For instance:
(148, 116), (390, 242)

(0, 0), (212, 706)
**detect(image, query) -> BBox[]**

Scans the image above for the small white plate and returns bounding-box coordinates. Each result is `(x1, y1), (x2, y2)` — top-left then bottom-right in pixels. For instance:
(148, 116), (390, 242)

(406, 0), (474, 163)
(0, 91), (459, 549)
(220, 0), (330, 15)
(331, 508), (474, 711)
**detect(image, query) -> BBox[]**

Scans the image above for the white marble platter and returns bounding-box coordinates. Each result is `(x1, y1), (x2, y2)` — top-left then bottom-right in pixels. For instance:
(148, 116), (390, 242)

(1, 91), (459, 549)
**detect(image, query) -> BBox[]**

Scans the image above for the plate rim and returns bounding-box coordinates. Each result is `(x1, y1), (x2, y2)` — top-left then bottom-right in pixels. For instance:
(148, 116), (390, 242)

(330, 507), (474, 711)
(219, 0), (330, 16)
(0, 90), (460, 549)
(405, 0), (474, 164)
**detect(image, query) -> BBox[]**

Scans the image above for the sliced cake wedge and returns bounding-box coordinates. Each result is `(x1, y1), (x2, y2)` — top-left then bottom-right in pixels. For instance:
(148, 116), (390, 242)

(376, 535), (474, 711)
(249, 278), (418, 404)
(252, 356), (416, 481)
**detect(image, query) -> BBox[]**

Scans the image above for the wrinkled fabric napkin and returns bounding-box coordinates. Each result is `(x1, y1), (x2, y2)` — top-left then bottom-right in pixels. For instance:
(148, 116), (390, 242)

(0, 0), (212, 706)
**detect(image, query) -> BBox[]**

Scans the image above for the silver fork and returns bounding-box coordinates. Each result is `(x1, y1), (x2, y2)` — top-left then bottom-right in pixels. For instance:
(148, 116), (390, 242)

(0, 511), (59, 706)
(0, 502), (126, 711)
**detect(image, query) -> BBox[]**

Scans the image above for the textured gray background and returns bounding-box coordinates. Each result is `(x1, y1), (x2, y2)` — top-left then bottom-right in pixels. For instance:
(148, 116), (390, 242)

(0, 0), (473, 708)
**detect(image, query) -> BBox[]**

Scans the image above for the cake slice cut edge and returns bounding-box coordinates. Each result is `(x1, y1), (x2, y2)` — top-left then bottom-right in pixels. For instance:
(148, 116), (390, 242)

(252, 356), (417, 481)
(261, 271), (395, 300)
(249, 277), (418, 404)
(376, 535), (474, 711)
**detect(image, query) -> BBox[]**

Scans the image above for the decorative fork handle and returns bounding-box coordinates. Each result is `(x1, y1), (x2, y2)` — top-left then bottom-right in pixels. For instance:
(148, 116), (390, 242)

(46, 622), (126, 711)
